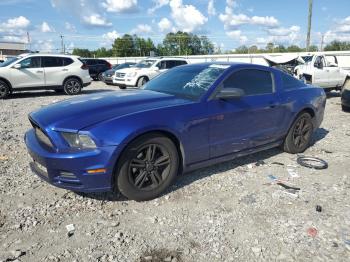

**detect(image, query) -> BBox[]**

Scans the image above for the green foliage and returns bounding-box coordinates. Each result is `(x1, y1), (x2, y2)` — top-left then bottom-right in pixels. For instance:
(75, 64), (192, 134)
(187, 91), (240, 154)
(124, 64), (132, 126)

(72, 48), (93, 57)
(324, 40), (350, 51)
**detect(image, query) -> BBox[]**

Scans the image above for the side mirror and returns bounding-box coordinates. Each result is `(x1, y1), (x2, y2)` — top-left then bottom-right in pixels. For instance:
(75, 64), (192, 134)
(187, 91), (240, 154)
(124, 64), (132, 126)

(314, 62), (323, 69)
(13, 63), (22, 69)
(216, 88), (244, 100)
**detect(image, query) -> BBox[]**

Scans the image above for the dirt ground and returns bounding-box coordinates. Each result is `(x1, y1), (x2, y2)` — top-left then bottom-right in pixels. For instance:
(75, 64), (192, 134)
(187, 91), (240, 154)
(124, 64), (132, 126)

(0, 82), (349, 262)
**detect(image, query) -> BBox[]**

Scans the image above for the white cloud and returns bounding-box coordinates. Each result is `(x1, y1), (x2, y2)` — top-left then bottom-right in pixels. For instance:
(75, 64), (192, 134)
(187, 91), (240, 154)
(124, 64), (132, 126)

(266, 26), (300, 36)
(334, 16), (350, 33)
(33, 39), (55, 52)
(102, 0), (138, 13)
(169, 0), (208, 32)
(103, 30), (120, 41)
(131, 24), (152, 34)
(83, 14), (112, 27)
(0, 16), (30, 32)
(40, 21), (55, 33)
(65, 22), (76, 32)
(226, 30), (248, 44)
(148, 0), (169, 14)
(208, 0), (216, 16)
(158, 18), (172, 32)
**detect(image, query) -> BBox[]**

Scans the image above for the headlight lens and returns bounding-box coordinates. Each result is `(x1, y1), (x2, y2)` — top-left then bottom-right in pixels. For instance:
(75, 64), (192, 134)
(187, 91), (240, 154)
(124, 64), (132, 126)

(61, 132), (96, 149)
(126, 72), (137, 77)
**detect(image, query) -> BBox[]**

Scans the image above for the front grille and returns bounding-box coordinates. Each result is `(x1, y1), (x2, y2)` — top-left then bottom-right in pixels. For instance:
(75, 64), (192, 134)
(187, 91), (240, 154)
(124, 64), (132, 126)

(116, 73), (126, 78)
(29, 117), (54, 148)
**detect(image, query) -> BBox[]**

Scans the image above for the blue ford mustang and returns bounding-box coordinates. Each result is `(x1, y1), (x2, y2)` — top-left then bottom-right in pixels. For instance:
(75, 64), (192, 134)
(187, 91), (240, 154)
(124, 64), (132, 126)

(25, 63), (326, 201)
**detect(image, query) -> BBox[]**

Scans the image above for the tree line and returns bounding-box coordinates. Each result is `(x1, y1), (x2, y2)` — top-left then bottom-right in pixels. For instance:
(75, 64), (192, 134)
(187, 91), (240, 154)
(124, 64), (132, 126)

(72, 32), (350, 58)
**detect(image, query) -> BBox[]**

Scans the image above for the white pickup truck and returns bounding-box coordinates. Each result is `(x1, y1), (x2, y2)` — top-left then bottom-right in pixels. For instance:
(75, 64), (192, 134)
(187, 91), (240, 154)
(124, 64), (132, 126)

(294, 54), (350, 91)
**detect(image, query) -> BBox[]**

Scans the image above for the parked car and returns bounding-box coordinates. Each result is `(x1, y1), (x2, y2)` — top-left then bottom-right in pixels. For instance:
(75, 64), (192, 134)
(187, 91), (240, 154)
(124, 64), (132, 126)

(341, 79), (350, 111)
(294, 54), (350, 91)
(0, 53), (91, 99)
(0, 59), (4, 64)
(80, 58), (112, 81)
(102, 62), (136, 85)
(113, 57), (188, 89)
(25, 63), (326, 201)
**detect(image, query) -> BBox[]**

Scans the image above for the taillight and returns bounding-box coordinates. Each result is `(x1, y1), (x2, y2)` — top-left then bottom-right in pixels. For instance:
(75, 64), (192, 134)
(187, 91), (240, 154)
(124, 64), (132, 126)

(81, 63), (88, 70)
(107, 62), (112, 69)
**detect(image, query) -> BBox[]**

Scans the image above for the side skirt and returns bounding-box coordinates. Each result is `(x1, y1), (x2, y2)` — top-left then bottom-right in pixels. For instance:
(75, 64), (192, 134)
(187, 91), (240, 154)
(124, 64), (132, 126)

(184, 140), (283, 173)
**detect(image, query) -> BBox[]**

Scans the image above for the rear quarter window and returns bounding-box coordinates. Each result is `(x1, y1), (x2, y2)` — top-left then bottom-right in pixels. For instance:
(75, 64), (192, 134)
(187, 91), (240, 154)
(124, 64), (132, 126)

(63, 58), (74, 66)
(282, 73), (305, 90)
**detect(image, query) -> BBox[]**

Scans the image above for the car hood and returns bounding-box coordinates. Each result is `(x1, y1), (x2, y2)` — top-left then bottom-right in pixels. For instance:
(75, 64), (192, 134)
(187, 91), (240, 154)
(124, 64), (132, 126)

(104, 69), (116, 75)
(116, 67), (147, 74)
(30, 90), (192, 131)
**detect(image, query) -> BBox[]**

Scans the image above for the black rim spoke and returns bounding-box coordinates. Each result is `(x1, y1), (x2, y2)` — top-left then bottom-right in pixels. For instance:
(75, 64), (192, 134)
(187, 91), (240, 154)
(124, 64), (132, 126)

(154, 155), (170, 167)
(128, 143), (171, 190)
(293, 117), (312, 148)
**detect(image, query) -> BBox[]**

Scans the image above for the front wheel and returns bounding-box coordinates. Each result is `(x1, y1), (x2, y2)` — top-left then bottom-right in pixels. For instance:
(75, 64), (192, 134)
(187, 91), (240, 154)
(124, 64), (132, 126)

(116, 134), (179, 201)
(0, 80), (10, 99)
(283, 113), (313, 154)
(98, 73), (103, 81)
(63, 78), (82, 95)
(137, 77), (148, 88)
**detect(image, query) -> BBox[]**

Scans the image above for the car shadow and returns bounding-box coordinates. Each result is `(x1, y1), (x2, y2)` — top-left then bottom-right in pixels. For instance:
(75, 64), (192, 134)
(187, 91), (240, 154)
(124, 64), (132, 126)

(326, 91), (341, 98)
(5, 89), (114, 99)
(76, 127), (329, 202)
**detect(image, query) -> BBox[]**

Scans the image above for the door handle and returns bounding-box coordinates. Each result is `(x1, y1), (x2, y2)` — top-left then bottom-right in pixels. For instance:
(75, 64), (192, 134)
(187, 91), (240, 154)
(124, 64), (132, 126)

(62, 69), (68, 72)
(36, 70), (43, 73)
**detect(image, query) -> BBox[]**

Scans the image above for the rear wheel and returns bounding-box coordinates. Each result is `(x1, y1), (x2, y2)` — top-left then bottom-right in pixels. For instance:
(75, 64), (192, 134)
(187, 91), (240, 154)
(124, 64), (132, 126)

(119, 85), (126, 90)
(116, 134), (179, 201)
(98, 73), (103, 81)
(283, 112), (313, 154)
(63, 78), (82, 95)
(342, 105), (350, 112)
(0, 80), (10, 99)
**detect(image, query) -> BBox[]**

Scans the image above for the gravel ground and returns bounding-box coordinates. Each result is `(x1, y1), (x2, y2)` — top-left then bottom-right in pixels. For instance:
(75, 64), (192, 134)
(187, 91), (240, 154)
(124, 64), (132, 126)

(0, 82), (350, 262)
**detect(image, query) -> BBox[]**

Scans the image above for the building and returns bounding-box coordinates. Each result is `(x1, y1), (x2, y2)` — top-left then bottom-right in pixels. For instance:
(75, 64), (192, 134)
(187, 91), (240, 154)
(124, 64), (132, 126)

(0, 42), (28, 60)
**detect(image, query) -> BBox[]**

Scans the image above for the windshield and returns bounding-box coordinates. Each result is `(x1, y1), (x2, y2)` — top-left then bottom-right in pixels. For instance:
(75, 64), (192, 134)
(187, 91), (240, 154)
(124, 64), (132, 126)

(302, 55), (313, 64)
(113, 63), (134, 70)
(143, 64), (227, 100)
(135, 59), (156, 68)
(0, 57), (20, 67)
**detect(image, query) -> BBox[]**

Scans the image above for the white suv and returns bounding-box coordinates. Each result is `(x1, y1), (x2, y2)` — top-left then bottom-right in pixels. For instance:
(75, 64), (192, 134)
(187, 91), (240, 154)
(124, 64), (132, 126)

(0, 53), (92, 99)
(113, 57), (188, 89)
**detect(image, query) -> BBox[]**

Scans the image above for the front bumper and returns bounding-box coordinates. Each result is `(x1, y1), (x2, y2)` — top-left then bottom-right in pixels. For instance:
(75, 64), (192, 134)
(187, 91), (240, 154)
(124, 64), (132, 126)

(341, 89), (350, 107)
(113, 77), (138, 87)
(25, 129), (119, 193)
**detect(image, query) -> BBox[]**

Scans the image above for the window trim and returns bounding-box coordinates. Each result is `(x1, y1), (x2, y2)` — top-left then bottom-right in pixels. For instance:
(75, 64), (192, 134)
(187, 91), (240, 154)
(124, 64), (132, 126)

(18, 56), (42, 69)
(209, 68), (276, 101)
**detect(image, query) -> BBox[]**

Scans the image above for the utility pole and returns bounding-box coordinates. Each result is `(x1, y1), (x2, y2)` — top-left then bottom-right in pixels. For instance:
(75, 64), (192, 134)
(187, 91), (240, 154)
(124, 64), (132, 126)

(320, 33), (325, 52)
(60, 35), (64, 54)
(306, 0), (313, 51)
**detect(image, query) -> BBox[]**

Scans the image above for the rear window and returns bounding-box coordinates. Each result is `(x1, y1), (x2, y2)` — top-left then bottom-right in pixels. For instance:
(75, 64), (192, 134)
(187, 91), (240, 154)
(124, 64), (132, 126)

(98, 59), (108, 65)
(43, 57), (64, 67)
(63, 58), (73, 66)
(282, 73), (305, 90)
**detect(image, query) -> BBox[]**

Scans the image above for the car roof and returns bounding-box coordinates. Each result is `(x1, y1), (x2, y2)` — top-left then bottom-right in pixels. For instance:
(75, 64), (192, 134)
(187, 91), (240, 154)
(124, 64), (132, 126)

(20, 53), (80, 58)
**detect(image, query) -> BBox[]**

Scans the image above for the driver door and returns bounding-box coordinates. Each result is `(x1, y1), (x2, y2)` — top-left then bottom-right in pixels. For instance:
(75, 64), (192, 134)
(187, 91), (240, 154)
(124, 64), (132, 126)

(10, 57), (45, 88)
(313, 56), (329, 87)
(208, 68), (283, 158)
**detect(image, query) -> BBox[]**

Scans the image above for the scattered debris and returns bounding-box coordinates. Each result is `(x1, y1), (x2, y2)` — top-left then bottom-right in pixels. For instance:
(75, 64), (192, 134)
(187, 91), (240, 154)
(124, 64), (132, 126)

(316, 205), (322, 212)
(0, 155), (8, 161)
(66, 224), (75, 237)
(297, 156), (328, 170)
(307, 227), (318, 238)
(247, 164), (253, 169)
(271, 161), (285, 166)
(287, 168), (299, 178)
(255, 160), (266, 167)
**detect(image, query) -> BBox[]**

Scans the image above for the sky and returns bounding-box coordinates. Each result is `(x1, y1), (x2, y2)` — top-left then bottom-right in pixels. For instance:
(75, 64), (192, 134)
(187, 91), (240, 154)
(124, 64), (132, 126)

(0, 0), (350, 53)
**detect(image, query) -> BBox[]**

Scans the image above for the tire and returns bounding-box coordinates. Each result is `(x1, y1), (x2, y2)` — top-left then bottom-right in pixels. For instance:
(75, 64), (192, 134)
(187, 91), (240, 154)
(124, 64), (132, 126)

(283, 112), (313, 154)
(98, 73), (103, 81)
(342, 105), (350, 112)
(137, 77), (148, 88)
(119, 85), (126, 90)
(0, 80), (10, 99)
(116, 134), (179, 201)
(63, 78), (82, 95)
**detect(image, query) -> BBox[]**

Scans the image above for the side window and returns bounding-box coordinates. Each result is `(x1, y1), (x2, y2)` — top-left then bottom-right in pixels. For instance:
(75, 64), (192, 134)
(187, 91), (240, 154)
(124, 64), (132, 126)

(166, 60), (177, 69)
(223, 69), (273, 96)
(282, 73), (304, 90)
(86, 60), (96, 66)
(63, 58), (73, 66)
(43, 57), (64, 67)
(19, 57), (41, 68)
(314, 56), (325, 68)
(157, 61), (166, 69)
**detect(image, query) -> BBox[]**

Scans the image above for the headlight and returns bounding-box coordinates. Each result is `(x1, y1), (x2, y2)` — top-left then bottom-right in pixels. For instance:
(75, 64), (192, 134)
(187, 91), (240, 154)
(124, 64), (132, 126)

(61, 132), (96, 149)
(126, 72), (137, 77)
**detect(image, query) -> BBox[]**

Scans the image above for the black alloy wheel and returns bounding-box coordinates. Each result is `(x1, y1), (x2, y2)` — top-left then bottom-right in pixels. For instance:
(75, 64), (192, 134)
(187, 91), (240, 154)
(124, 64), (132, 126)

(283, 112), (313, 154)
(64, 78), (82, 95)
(116, 134), (179, 201)
(0, 80), (10, 99)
